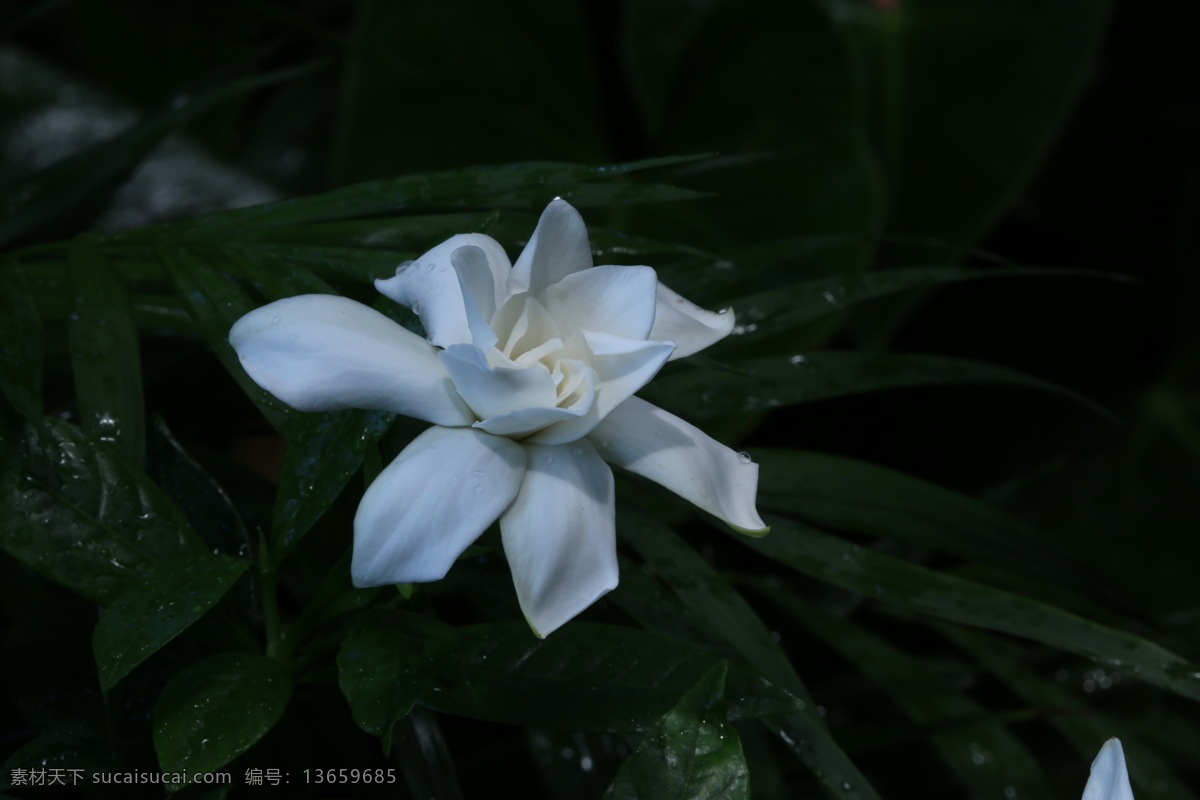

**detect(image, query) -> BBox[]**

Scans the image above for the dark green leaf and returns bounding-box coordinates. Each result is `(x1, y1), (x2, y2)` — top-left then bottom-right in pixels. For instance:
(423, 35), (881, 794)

(93, 553), (250, 692)
(337, 620), (436, 753)
(123, 156), (711, 242)
(645, 351), (1110, 419)
(0, 271), (44, 420)
(0, 417), (202, 603)
(766, 590), (1057, 800)
(426, 622), (800, 732)
(0, 61), (322, 249)
(67, 237), (145, 463)
(603, 663), (748, 800)
(722, 266), (1121, 348)
(153, 653), (292, 785)
(741, 517), (1200, 703)
(753, 449), (1109, 606)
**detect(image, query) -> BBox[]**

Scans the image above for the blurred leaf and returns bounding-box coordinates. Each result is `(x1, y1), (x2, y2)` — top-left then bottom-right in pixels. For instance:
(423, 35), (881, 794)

(123, 156), (711, 242)
(768, 590), (1057, 800)
(753, 449), (1110, 606)
(425, 621), (801, 732)
(337, 617), (440, 754)
(603, 663), (748, 800)
(941, 625), (1199, 800)
(153, 652), (292, 785)
(0, 61), (322, 249)
(0, 417), (202, 603)
(0, 722), (112, 792)
(879, 0), (1116, 253)
(93, 553), (250, 692)
(741, 517), (1200, 703)
(67, 237), (145, 463)
(0, 270), (44, 419)
(646, 351), (1110, 419)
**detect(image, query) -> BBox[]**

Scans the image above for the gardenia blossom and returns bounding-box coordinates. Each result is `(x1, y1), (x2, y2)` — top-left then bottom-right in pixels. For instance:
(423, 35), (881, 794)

(229, 199), (767, 636)
(1082, 739), (1134, 800)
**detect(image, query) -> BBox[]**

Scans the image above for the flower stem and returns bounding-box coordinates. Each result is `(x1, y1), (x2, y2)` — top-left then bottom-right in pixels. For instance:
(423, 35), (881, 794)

(258, 531), (284, 659)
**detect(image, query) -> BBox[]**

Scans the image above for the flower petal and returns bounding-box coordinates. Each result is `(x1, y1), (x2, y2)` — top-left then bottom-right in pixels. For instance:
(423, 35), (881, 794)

(508, 198), (593, 297)
(540, 264), (658, 342)
(440, 344), (560, 421)
(588, 396), (767, 534)
(500, 441), (617, 637)
(649, 282), (735, 360)
(352, 426), (526, 585)
(526, 331), (674, 445)
(375, 234), (508, 349)
(229, 294), (473, 426)
(1082, 739), (1134, 800)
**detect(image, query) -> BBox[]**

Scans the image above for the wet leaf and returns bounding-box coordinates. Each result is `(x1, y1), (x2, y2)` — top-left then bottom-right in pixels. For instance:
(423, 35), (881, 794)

(93, 553), (250, 691)
(153, 653), (291, 785)
(603, 663), (748, 800)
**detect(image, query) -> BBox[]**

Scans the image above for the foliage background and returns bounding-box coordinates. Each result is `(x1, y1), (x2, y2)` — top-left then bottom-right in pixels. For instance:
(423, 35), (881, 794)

(1, 0), (1198, 798)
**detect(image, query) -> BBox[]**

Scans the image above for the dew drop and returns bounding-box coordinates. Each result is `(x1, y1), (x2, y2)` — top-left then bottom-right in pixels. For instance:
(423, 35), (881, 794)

(287, 333), (298, 342)
(471, 470), (484, 478)
(570, 447), (583, 455)
(542, 455), (555, 465)
(472, 485), (484, 495)
(270, 315), (281, 324)
(789, 354), (807, 365)
(736, 451), (752, 464)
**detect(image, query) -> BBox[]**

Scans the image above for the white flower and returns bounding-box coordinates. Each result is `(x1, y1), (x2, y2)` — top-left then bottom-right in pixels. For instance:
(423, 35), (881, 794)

(1082, 739), (1134, 800)
(229, 199), (767, 636)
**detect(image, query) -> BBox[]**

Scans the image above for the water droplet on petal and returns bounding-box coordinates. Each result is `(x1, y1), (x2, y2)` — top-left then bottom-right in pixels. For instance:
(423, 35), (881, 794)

(570, 447), (583, 455)
(737, 451), (752, 464)
(270, 315), (281, 324)
(287, 333), (298, 342)
(471, 470), (484, 478)
(472, 485), (484, 494)
(542, 455), (555, 465)
(789, 354), (806, 365)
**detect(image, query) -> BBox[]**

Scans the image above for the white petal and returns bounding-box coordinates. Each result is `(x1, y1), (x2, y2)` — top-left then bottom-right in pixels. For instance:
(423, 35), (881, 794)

(375, 234), (508, 349)
(352, 426), (525, 585)
(439, 344), (560, 421)
(527, 331), (673, 445)
(649, 283), (735, 360)
(500, 441), (617, 637)
(1082, 739), (1135, 800)
(229, 294), (473, 426)
(508, 198), (593, 297)
(540, 265), (658, 342)
(588, 396), (767, 534)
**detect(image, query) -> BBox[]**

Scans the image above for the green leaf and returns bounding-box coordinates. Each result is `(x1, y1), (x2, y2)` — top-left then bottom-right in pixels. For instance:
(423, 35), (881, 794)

(67, 237), (145, 464)
(753, 449), (1110, 606)
(0, 271), (44, 420)
(741, 517), (1200, 703)
(603, 663), (748, 800)
(122, 156), (711, 242)
(0, 417), (202, 603)
(611, 524), (881, 800)
(722, 266), (1120, 349)
(153, 653), (292, 785)
(645, 351), (1110, 419)
(425, 621), (801, 732)
(766, 590), (1057, 800)
(0, 61), (322, 249)
(619, 511), (812, 706)
(93, 553), (250, 692)
(336, 617), (441, 754)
